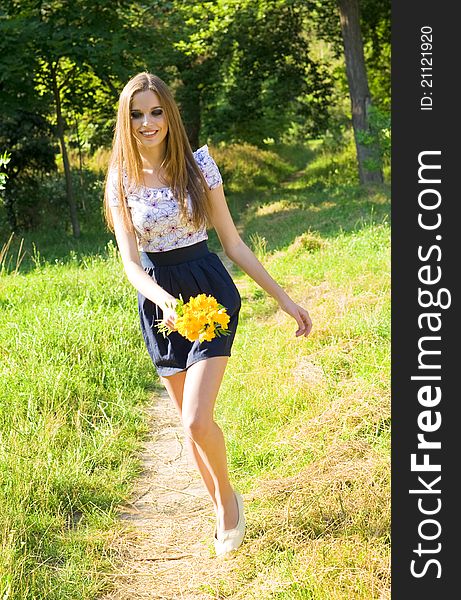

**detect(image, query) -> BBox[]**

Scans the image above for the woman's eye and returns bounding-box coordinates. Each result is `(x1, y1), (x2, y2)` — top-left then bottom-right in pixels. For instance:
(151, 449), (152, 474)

(130, 108), (163, 120)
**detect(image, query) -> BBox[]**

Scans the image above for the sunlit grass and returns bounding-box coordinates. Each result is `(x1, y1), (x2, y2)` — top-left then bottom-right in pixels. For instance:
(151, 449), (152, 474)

(209, 144), (390, 599)
(0, 242), (157, 598)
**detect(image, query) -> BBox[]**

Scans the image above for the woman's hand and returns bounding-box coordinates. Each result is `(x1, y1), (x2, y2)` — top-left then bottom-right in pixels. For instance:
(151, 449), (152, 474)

(279, 298), (313, 338)
(161, 298), (179, 331)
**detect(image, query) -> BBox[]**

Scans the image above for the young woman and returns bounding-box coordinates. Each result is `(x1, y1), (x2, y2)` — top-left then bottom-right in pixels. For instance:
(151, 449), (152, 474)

(103, 72), (312, 557)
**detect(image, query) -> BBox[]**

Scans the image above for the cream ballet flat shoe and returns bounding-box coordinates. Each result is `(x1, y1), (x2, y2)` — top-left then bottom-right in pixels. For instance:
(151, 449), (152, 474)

(214, 492), (246, 557)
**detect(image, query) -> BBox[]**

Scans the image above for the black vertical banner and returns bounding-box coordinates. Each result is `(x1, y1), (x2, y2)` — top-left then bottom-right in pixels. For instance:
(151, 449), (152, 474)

(392, 2), (459, 598)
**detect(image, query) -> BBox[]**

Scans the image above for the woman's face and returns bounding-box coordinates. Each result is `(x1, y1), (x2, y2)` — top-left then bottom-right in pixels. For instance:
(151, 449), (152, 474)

(130, 89), (168, 151)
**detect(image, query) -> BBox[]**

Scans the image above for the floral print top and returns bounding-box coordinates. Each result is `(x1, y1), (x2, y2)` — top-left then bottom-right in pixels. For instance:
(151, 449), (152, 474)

(107, 145), (223, 252)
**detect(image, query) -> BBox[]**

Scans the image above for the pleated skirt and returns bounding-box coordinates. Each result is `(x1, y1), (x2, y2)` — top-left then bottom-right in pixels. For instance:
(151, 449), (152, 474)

(137, 240), (241, 377)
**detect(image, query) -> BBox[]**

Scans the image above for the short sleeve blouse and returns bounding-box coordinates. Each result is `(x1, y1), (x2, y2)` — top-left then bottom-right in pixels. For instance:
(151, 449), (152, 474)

(107, 145), (222, 252)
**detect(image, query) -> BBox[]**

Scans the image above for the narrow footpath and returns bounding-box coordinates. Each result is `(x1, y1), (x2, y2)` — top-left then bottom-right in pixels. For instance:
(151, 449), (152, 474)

(100, 388), (238, 600)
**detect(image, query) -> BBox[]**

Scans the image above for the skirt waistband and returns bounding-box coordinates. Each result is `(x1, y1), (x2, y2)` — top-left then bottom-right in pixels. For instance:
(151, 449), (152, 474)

(140, 240), (211, 268)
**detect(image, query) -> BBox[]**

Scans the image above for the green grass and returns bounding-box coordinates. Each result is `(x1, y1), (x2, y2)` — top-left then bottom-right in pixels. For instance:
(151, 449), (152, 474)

(0, 242), (161, 598)
(207, 142), (390, 599)
(1, 139), (390, 599)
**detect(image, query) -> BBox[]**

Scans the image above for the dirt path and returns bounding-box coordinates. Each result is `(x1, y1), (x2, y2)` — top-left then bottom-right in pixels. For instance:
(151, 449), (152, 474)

(100, 388), (239, 600)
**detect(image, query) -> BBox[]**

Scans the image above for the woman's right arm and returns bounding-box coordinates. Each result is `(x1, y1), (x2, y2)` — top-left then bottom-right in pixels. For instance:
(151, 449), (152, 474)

(110, 206), (178, 328)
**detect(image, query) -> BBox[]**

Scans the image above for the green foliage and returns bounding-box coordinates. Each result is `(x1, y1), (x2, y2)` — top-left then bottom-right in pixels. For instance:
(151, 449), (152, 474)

(0, 152), (10, 191)
(0, 113), (58, 230)
(113, 0), (336, 147)
(0, 0), (390, 232)
(0, 0), (160, 231)
(201, 0), (334, 144)
(211, 142), (294, 193)
(307, 0), (390, 111)
(360, 0), (391, 110)
(355, 105), (391, 172)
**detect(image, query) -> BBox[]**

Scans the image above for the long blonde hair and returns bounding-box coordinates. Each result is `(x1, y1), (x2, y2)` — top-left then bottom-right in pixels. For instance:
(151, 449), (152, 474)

(103, 72), (212, 233)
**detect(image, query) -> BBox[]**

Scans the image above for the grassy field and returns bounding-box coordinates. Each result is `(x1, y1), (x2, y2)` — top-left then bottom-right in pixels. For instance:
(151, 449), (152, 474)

(0, 139), (390, 599)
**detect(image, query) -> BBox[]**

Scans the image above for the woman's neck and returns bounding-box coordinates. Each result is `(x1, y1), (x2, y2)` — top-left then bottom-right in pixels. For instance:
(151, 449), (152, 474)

(138, 145), (166, 171)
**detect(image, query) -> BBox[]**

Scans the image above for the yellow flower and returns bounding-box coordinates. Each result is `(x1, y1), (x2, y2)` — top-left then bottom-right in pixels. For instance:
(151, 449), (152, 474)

(156, 293), (231, 343)
(214, 309), (230, 329)
(199, 324), (215, 343)
(176, 314), (201, 341)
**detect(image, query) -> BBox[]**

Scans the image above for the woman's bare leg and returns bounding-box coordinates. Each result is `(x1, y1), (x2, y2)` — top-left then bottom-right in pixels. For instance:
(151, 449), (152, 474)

(160, 371), (218, 511)
(181, 356), (238, 534)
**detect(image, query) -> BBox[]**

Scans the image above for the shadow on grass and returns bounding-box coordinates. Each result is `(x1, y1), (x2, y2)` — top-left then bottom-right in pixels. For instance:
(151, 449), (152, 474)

(1, 227), (115, 275)
(238, 184), (390, 253)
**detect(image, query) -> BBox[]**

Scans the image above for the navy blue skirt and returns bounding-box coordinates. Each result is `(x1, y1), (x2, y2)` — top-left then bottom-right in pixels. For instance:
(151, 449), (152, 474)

(137, 241), (241, 377)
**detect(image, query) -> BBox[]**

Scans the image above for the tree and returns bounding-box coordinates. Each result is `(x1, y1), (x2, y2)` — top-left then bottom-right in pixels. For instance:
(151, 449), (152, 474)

(140, 0), (333, 148)
(0, 0), (154, 236)
(337, 0), (383, 184)
(0, 112), (57, 231)
(359, 0), (390, 111)
(167, 0), (333, 146)
(205, 0), (329, 144)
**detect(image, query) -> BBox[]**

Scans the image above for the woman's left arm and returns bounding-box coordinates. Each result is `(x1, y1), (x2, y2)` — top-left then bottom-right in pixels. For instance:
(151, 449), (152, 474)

(207, 185), (312, 338)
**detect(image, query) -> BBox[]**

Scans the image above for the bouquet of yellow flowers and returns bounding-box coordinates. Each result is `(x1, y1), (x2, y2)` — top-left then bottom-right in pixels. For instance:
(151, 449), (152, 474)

(156, 293), (231, 343)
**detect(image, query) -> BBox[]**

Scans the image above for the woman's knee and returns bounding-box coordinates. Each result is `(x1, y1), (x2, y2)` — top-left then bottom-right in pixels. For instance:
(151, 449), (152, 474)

(182, 412), (213, 443)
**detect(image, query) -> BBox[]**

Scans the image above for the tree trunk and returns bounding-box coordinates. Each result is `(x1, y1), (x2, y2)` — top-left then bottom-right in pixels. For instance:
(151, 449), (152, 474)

(337, 0), (383, 185)
(50, 62), (80, 237)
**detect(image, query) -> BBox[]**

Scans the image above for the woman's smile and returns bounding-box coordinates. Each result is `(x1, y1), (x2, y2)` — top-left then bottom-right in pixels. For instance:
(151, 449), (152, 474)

(140, 129), (159, 137)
